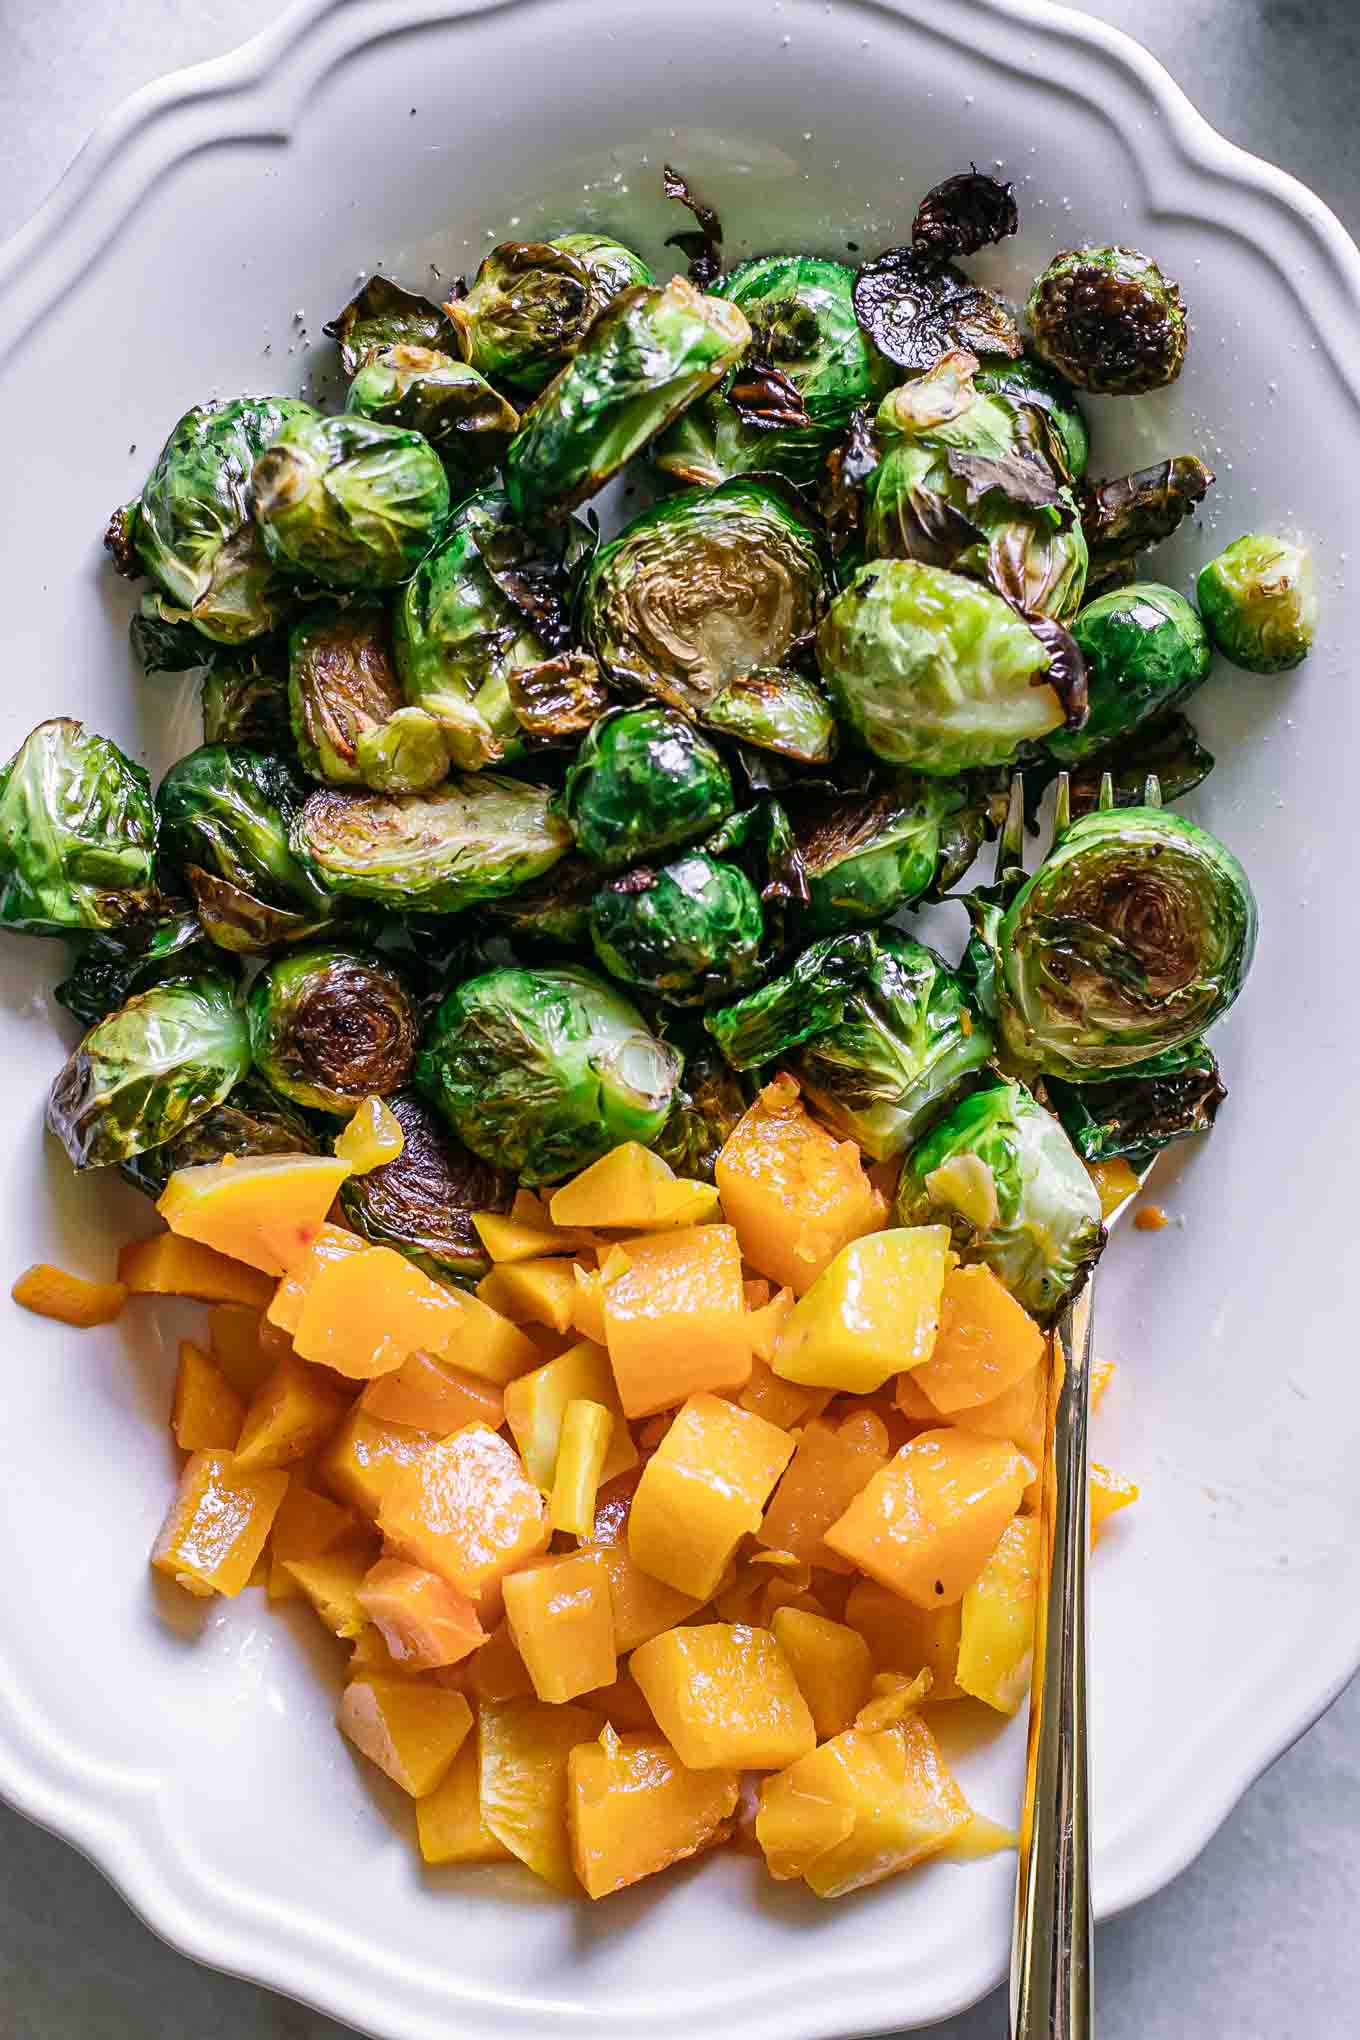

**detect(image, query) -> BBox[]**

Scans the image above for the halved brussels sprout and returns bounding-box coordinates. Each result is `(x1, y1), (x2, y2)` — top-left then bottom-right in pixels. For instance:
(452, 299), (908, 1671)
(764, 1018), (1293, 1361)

(791, 930), (995, 1160)
(1196, 534), (1317, 673)
(109, 396), (316, 645)
(990, 805), (1258, 1079)
(555, 705), (733, 870)
(339, 1089), (512, 1283)
(157, 744), (337, 953)
(287, 600), (448, 793)
(973, 351), (1089, 483)
(252, 412), (449, 589)
(291, 773), (571, 913)
(1047, 1037), (1226, 1170)
(504, 277), (750, 520)
(706, 932), (877, 1070)
(580, 480), (828, 716)
(416, 965), (680, 1182)
(1046, 582), (1210, 764)
(1026, 246), (1187, 396)
(650, 1032), (752, 1183)
(352, 707), (450, 794)
(507, 652), (610, 743)
(345, 345), (519, 489)
(55, 907), (214, 1028)
(817, 558), (1064, 774)
(894, 1080), (1104, 1323)
(323, 276), (462, 380)
(247, 944), (418, 1114)
(200, 641), (292, 747)
(46, 973), (251, 1168)
(119, 1075), (315, 1198)
(0, 720), (158, 935)
(589, 852), (764, 1004)
(912, 171), (1018, 260)
(447, 235), (653, 396)
(702, 669), (838, 765)
(790, 775), (988, 935)
(653, 256), (894, 488)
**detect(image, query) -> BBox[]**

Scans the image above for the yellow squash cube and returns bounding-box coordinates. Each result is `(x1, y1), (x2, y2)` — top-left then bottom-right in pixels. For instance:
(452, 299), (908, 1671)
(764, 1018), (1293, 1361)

(929, 1360), (1047, 1462)
(233, 1351), (352, 1472)
(416, 1736), (511, 1865)
(360, 1350), (504, 1436)
(477, 1259), (578, 1334)
(378, 1427), (550, 1602)
(320, 1408), (437, 1522)
(357, 1558), (486, 1669)
(630, 1623), (816, 1771)
(465, 1622), (535, 1704)
(844, 1581), (963, 1700)
(628, 1393), (794, 1600)
(570, 1266), (608, 1347)
(773, 1228), (950, 1394)
(293, 1245), (463, 1380)
(908, 1264), (1045, 1413)
(282, 1546), (374, 1639)
(152, 1451), (287, 1598)
(267, 1477), (363, 1602)
(267, 1222), (366, 1336)
(473, 1212), (578, 1264)
(478, 1697), (604, 1892)
(208, 1306), (277, 1401)
(118, 1232), (273, 1309)
(438, 1291), (542, 1386)
(588, 1672), (657, 1734)
(549, 1399), (614, 1537)
(714, 1074), (886, 1295)
(338, 1674), (472, 1796)
(502, 1551), (617, 1704)
(956, 1514), (1040, 1714)
(755, 1410), (890, 1571)
(171, 1340), (245, 1453)
(771, 1608), (874, 1740)
(826, 1430), (1033, 1609)
(157, 1154), (352, 1276)
(578, 1544), (703, 1654)
(549, 1143), (718, 1232)
(569, 1725), (738, 1898)
(603, 1226), (752, 1419)
(502, 1339), (636, 1492)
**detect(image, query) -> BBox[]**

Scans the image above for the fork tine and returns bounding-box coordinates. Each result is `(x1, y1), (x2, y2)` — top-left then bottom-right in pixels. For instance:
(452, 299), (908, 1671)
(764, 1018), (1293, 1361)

(1097, 768), (1115, 813)
(1053, 770), (1071, 845)
(1143, 772), (1164, 808)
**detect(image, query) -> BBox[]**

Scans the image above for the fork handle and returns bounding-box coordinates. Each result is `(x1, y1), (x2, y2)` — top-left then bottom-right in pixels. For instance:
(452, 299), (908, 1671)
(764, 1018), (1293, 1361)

(1009, 1284), (1095, 2040)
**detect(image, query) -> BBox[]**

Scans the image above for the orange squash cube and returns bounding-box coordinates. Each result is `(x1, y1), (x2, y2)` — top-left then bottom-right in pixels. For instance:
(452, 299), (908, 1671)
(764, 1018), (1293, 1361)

(464, 1621), (535, 1703)
(908, 1264), (1045, 1413)
(478, 1697), (605, 1892)
(416, 1735), (512, 1865)
(956, 1514), (1039, 1714)
(578, 1544), (703, 1654)
(569, 1725), (738, 1898)
(473, 1211), (579, 1264)
(843, 1581), (963, 1699)
(1090, 1462), (1139, 1538)
(439, 1291), (543, 1386)
(588, 1672), (657, 1733)
(208, 1306), (278, 1401)
(549, 1143), (718, 1232)
(338, 1675), (472, 1796)
(11, 1261), (126, 1326)
(503, 1339), (636, 1492)
(266, 1222), (366, 1336)
(357, 1558), (486, 1670)
(477, 1258), (578, 1334)
(714, 1074), (886, 1296)
(628, 1393), (794, 1600)
(320, 1408), (437, 1521)
(151, 1450), (288, 1598)
(771, 1608), (874, 1740)
(157, 1154), (352, 1275)
(360, 1350), (504, 1435)
(503, 1551), (617, 1703)
(920, 1359), (1048, 1463)
(171, 1339), (245, 1452)
(602, 1226), (752, 1419)
(267, 1477), (364, 1601)
(630, 1623), (816, 1772)
(756, 1409), (890, 1572)
(737, 1352), (831, 1430)
(282, 1547), (373, 1638)
(118, 1232), (273, 1309)
(293, 1245), (462, 1380)
(233, 1351), (352, 1471)
(772, 1228), (950, 1394)
(378, 1427), (550, 1601)
(826, 1430), (1033, 1609)
(570, 1265), (608, 1347)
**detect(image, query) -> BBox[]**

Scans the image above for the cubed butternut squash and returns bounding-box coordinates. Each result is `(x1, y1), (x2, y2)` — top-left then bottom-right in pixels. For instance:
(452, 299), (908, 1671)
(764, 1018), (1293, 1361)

(170, 1339), (245, 1453)
(1087, 1156), (1140, 1220)
(588, 1671), (657, 1733)
(577, 1543), (703, 1654)
(320, 1408), (438, 1521)
(771, 1607), (875, 1741)
(118, 1232), (273, 1309)
(549, 1400), (613, 1537)
(378, 1427), (550, 1601)
(11, 1262), (126, 1326)
(570, 1265), (608, 1347)
(925, 1359), (1047, 1462)
(267, 1223), (366, 1336)
(359, 1350), (504, 1436)
(268, 1478), (364, 1602)
(715, 1075), (886, 1296)
(416, 1735), (512, 1865)
(477, 1259), (578, 1334)
(502, 1551), (617, 1704)
(464, 1621), (535, 1703)
(755, 1409), (890, 1572)
(503, 1339), (635, 1494)
(208, 1305), (278, 1401)
(157, 1154), (352, 1276)
(773, 1228), (950, 1394)
(549, 1143), (718, 1232)
(282, 1547), (374, 1639)
(826, 1430), (1033, 1609)
(569, 1725), (738, 1898)
(630, 1623), (816, 1772)
(151, 1451), (288, 1598)
(602, 1226), (752, 1419)
(439, 1291), (542, 1387)
(737, 1351), (831, 1430)
(956, 1513), (1039, 1715)
(628, 1393), (794, 1600)
(233, 1351), (352, 1472)
(293, 1246), (463, 1380)
(357, 1558), (486, 1670)
(338, 1675), (472, 1796)
(477, 1697), (604, 1893)
(908, 1265), (1045, 1413)
(473, 1212), (578, 1264)
(843, 1580), (963, 1700)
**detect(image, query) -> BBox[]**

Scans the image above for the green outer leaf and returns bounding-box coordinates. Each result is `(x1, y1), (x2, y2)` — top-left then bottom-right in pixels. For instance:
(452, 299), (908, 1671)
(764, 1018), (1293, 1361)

(1196, 533), (1317, 673)
(450, 235), (654, 397)
(790, 775), (988, 936)
(200, 641), (292, 747)
(1047, 1038), (1226, 1168)
(345, 346), (518, 490)
(589, 852), (764, 1004)
(975, 353), (1089, 482)
(705, 932), (878, 1070)
(253, 412), (450, 590)
(55, 908), (214, 1027)
(1046, 582), (1209, 763)
(555, 704), (733, 870)
(0, 720), (158, 935)
(703, 669), (838, 765)
(45, 974), (251, 1169)
(339, 1089), (513, 1285)
(323, 276), (463, 381)
(247, 944), (418, 1115)
(119, 1075), (315, 1197)
(156, 744), (336, 952)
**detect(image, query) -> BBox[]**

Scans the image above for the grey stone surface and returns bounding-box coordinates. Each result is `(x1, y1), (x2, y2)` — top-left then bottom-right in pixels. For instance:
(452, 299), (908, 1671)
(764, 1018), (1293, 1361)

(1, 4), (1358, 2036)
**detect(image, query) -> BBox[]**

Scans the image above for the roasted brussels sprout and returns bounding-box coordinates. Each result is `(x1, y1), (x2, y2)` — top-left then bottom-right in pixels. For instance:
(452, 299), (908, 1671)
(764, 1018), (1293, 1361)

(1196, 534), (1317, 672)
(447, 235), (653, 396)
(504, 277), (750, 520)
(555, 706), (733, 869)
(894, 1079), (1103, 1322)
(589, 852), (764, 1004)
(651, 1033), (751, 1182)
(653, 256), (894, 488)
(706, 932), (877, 1069)
(865, 350), (1088, 620)
(119, 1076), (315, 1198)
(200, 641), (292, 747)
(987, 805), (1258, 1079)
(323, 276), (462, 380)
(507, 653), (610, 743)
(973, 352), (1089, 484)
(252, 412), (449, 589)
(345, 345), (519, 489)
(416, 965), (680, 1182)
(1047, 1037), (1226, 1169)
(789, 775), (989, 935)
(55, 907), (214, 1028)
(291, 773), (571, 912)
(852, 246), (1021, 374)
(912, 170), (1019, 260)
(1045, 583), (1210, 764)
(288, 600), (447, 792)
(156, 744), (336, 952)
(791, 930), (994, 1160)
(1066, 712), (1214, 816)
(1026, 246), (1187, 395)
(247, 944), (418, 1114)
(0, 720), (158, 936)
(702, 669), (838, 765)
(1079, 456), (1214, 592)
(580, 480), (828, 716)
(483, 853), (600, 947)
(339, 1089), (512, 1283)
(108, 397), (316, 645)
(817, 558), (1068, 774)
(45, 973), (250, 1168)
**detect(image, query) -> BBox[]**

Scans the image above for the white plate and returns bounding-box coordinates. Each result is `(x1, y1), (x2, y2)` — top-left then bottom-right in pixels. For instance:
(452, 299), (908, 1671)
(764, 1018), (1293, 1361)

(0, 2), (1357, 2034)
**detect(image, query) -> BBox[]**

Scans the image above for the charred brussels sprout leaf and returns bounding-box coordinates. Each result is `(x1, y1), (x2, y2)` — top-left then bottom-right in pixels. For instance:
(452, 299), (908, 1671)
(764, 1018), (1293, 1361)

(555, 705), (733, 870)
(651, 1033), (752, 1183)
(323, 276), (462, 380)
(55, 908), (214, 1028)
(590, 852), (764, 1004)
(820, 403), (880, 560)
(662, 165), (724, 288)
(791, 930), (995, 1160)
(289, 599), (402, 784)
(339, 1089), (512, 1283)
(508, 652), (609, 742)
(912, 170), (1018, 260)
(790, 776), (988, 935)
(416, 965), (680, 1183)
(1066, 712), (1214, 816)
(346, 345), (519, 489)
(1026, 246), (1187, 396)
(291, 773), (571, 913)
(1080, 457), (1214, 591)
(1047, 1037), (1226, 1169)
(580, 479), (828, 717)
(990, 805), (1258, 1079)
(705, 931), (877, 1070)
(130, 597), (217, 677)
(975, 353), (1089, 484)
(119, 1076), (315, 1198)
(45, 973), (250, 1168)
(1196, 534), (1317, 673)
(0, 721), (159, 936)
(156, 744), (336, 953)
(654, 256), (894, 489)
(852, 247), (1021, 374)
(200, 641), (292, 747)
(895, 1080), (1103, 1323)
(448, 236), (653, 396)
(1046, 583), (1210, 764)
(253, 412), (449, 590)
(116, 397), (317, 645)
(703, 669), (838, 765)
(248, 944), (418, 1114)
(817, 559), (1062, 775)
(504, 278), (751, 520)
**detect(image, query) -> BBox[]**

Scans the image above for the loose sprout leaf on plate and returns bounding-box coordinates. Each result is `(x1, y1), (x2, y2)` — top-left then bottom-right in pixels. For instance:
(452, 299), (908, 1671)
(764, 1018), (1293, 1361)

(323, 274), (464, 381)
(1079, 455), (1214, 590)
(1046, 1038), (1227, 1169)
